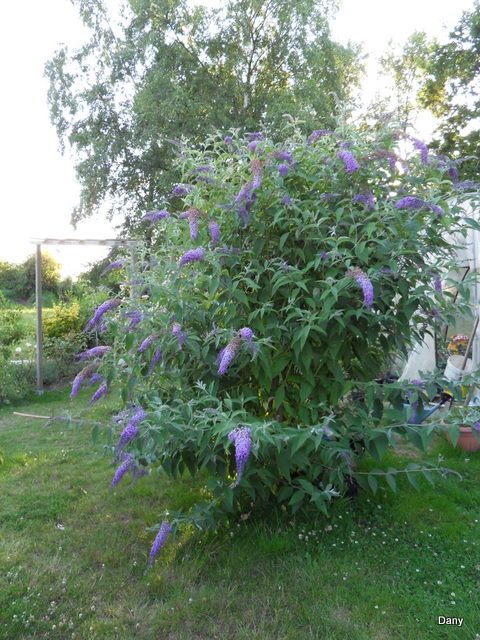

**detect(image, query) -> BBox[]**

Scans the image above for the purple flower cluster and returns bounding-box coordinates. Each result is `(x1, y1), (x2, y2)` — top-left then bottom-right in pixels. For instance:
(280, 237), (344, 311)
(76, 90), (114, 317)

(224, 136), (233, 146)
(408, 135), (429, 165)
(140, 209), (170, 227)
(138, 332), (161, 353)
(88, 380), (108, 407)
(208, 221), (220, 246)
(227, 426), (252, 487)
(124, 309), (144, 330)
(246, 132), (263, 141)
(76, 345), (112, 361)
(111, 453), (134, 488)
(307, 129), (331, 144)
(278, 164), (289, 176)
(148, 521), (173, 567)
(238, 326), (256, 353)
(251, 158), (263, 190)
(147, 348), (163, 375)
(116, 406), (147, 452)
(172, 322), (187, 347)
(178, 247), (206, 271)
(337, 150), (359, 174)
(349, 268), (374, 309)
(172, 184), (194, 197)
(272, 150), (294, 165)
(433, 276), (442, 293)
(217, 336), (243, 375)
(448, 166), (459, 182)
(84, 298), (121, 332)
(352, 192), (375, 210)
(70, 364), (99, 398)
(85, 372), (103, 388)
(395, 196), (443, 218)
(282, 195), (292, 206)
(248, 139), (262, 153)
(183, 207), (204, 240)
(101, 260), (124, 276)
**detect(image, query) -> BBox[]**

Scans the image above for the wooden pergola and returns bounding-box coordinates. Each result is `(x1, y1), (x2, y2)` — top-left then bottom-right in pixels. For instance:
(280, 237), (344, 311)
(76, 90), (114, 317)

(31, 238), (140, 393)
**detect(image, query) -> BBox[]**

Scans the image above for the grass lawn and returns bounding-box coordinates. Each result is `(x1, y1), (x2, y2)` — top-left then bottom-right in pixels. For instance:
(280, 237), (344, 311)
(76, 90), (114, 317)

(1, 388), (480, 639)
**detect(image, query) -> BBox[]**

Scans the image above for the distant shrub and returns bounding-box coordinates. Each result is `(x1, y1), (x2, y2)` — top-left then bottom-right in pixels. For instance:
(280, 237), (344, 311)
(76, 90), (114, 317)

(43, 302), (82, 339)
(0, 357), (36, 404)
(0, 309), (25, 358)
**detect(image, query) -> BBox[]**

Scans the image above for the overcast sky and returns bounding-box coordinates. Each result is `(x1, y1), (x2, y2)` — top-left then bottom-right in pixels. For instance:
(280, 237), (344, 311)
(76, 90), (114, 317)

(0, 0), (475, 277)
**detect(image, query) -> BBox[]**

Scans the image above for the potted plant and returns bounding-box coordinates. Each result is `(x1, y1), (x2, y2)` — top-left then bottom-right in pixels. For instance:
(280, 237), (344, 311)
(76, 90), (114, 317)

(445, 405), (480, 452)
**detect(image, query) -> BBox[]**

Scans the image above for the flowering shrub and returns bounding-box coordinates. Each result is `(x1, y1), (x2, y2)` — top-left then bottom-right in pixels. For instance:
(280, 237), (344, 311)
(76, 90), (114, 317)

(70, 119), (480, 562)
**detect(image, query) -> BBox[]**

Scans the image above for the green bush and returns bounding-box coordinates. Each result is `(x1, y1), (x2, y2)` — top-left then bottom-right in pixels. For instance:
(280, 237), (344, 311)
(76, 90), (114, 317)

(69, 119), (479, 542)
(0, 357), (36, 404)
(0, 309), (25, 358)
(43, 302), (82, 339)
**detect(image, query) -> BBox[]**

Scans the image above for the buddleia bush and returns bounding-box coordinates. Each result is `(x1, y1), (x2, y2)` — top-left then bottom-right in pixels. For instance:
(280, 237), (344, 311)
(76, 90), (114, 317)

(69, 119), (480, 563)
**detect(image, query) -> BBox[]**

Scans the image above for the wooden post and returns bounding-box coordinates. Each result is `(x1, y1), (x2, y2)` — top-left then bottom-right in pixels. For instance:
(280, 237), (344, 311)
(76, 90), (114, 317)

(35, 243), (44, 394)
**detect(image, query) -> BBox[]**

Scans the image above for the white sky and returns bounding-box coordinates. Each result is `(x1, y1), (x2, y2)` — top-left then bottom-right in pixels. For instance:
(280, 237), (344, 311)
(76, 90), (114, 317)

(0, 0), (475, 278)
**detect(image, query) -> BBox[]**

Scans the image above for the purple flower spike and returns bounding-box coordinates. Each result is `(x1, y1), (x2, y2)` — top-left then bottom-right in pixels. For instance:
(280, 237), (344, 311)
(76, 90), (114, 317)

(147, 348), (163, 375)
(224, 136), (233, 146)
(248, 139), (261, 153)
(251, 158), (263, 190)
(448, 166), (459, 182)
(247, 132), (263, 141)
(76, 346), (112, 361)
(111, 454), (133, 488)
(117, 407), (147, 451)
(272, 150), (294, 165)
(140, 209), (170, 227)
(338, 150), (359, 174)
(408, 135), (429, 165)
(217, 337), (242, 375)
(282, 195), (292, 206)
(239, 326), (256, 353)
(172, 184), (194, 197)
(234, 181), (254, 204)
(172, 322), (187, 347)
(148, 521), (173, 567)
(411, 379), (424, 388)
(101, 260), (124, 276)
(349, 268), (374, 309)
(70, 364), (99, 398)
(182, 207), (204, 240)
(84, 299), (121, 332)
(125, 309), (144, 330)
(88, 381), (108, 407)
(85, 373), (103, 388)
(208, 221), (220, 246)
(353, 192), (375, 210)
(319, 251), (330, 261)
(473, 421), (480, 432)
(178, 247), (206, 271)
(394, 196), (428, 210)
(307, 129), (331, 144)
(434, 276), (442, 293)
(278, 164), (289, 176)
(138, 332), (160, 353)
(227, 427), (252, 487)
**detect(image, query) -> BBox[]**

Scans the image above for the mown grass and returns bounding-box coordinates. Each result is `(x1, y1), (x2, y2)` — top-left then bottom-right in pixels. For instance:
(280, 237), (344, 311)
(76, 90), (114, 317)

(1, 388), (480, 639)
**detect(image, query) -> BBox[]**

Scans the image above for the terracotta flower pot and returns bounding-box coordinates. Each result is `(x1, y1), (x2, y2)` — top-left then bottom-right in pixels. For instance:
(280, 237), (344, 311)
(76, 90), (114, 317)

(446, 424), (480, 452)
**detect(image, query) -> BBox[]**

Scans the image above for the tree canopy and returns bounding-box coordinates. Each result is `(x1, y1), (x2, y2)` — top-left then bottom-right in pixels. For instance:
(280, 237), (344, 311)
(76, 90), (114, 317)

(413, 1), (480, 178)
(45, 0), (363, 229)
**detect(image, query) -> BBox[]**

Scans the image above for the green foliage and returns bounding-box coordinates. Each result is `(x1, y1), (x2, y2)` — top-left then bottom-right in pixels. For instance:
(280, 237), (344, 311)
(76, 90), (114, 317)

(0, 357), (36, 404)
(412, 2), (480, 178)
(44, 0), (363, 228)
(43, 302), (82, 339)
(0, 309), (25, 358)
(70, 118), (479, 536)
(0, 252), (62, 303)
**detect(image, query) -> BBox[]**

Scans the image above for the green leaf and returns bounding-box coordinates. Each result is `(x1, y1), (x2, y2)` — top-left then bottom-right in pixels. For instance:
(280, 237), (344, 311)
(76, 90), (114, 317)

(385, 472), (397, 492)
(288, 489), (305, 506)
(367, 473), (378, 494)
(406, 471), (420, 491)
